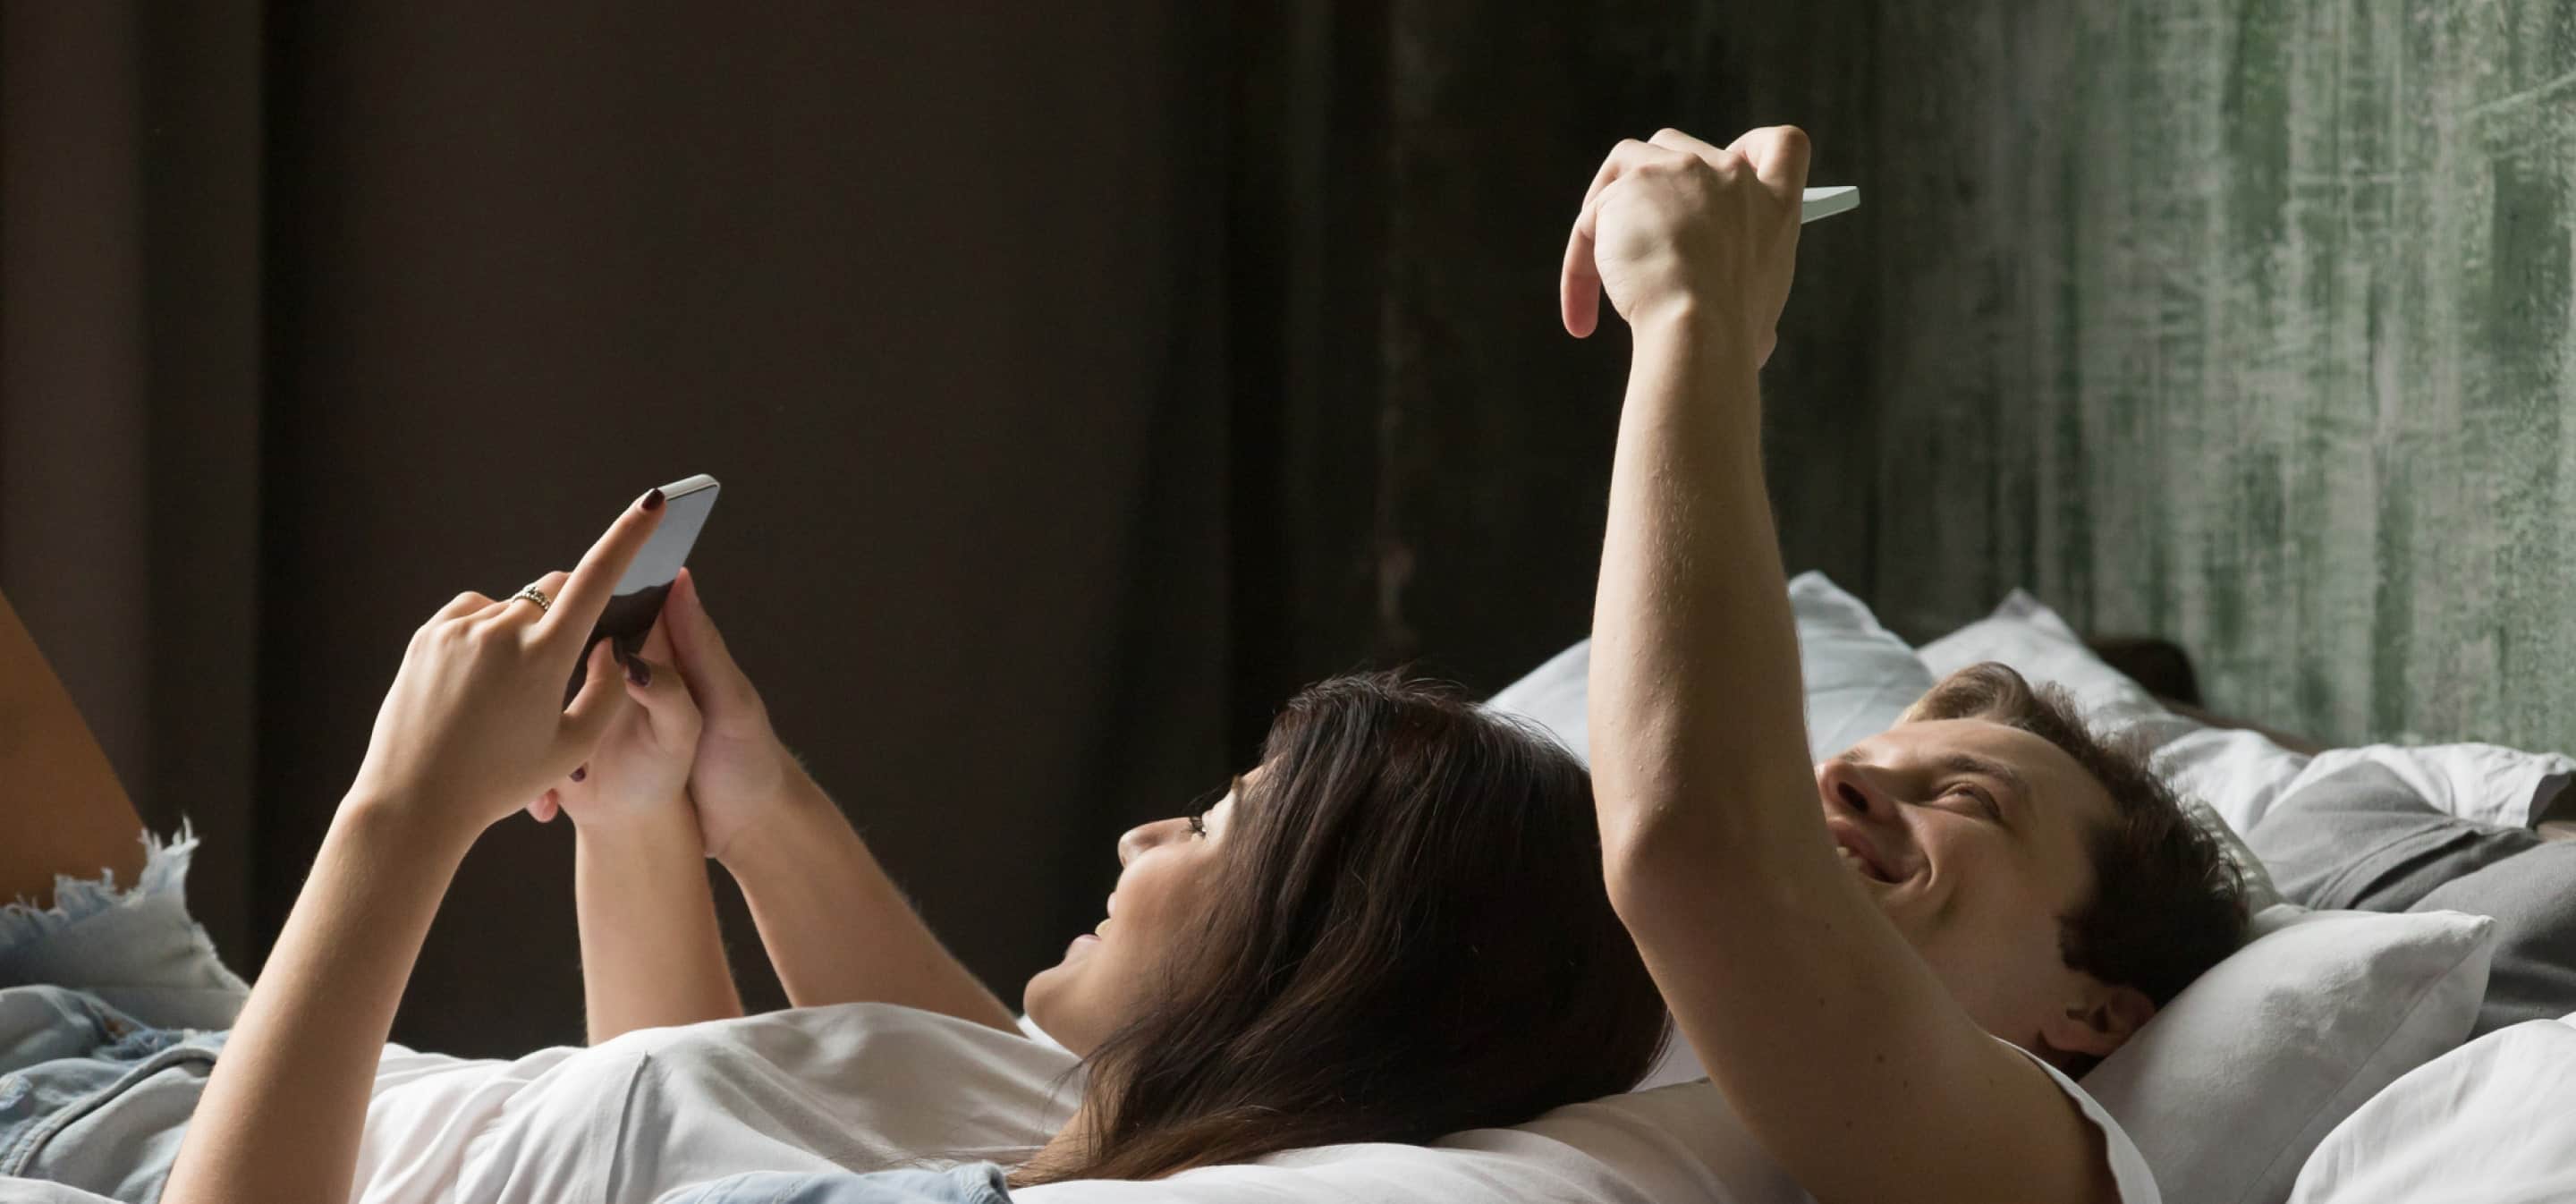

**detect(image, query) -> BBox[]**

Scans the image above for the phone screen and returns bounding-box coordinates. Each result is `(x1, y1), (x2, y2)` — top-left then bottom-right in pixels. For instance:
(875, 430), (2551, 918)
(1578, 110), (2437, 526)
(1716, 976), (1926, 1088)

(566, 474), (718, 701)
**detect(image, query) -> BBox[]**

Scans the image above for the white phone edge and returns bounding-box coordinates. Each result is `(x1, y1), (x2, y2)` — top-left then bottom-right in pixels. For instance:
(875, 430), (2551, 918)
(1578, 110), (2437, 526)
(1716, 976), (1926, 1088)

(658, 472), (720, 500)
(1800, 186), (1860, 225)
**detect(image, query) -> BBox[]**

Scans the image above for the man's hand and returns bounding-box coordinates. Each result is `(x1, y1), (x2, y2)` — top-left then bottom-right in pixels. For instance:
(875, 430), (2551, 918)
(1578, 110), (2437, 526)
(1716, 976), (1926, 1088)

(1559, 126), (1810, 364)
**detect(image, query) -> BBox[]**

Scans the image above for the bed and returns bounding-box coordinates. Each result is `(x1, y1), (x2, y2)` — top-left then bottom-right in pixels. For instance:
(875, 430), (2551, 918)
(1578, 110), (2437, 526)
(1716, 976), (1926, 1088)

(26, 578), (2572, 1204)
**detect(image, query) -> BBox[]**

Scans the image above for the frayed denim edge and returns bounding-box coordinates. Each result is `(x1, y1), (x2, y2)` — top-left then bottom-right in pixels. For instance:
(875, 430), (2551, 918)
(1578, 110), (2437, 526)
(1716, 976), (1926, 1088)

(0, 819), (201, 951)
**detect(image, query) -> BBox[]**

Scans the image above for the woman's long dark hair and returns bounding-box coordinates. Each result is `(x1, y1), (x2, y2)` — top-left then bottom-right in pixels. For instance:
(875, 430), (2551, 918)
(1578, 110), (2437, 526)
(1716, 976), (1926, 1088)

(1018, 673), (1668, 1184)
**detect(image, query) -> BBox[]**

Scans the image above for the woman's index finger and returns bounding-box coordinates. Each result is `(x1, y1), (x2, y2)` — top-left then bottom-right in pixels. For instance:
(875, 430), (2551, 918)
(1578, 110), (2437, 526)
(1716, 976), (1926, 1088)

(541, 490), (667, 643)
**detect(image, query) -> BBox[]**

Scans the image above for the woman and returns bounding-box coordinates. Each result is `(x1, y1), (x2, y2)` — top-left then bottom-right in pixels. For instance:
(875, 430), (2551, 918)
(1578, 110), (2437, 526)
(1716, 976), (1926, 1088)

(0, 503), (1665, 1203)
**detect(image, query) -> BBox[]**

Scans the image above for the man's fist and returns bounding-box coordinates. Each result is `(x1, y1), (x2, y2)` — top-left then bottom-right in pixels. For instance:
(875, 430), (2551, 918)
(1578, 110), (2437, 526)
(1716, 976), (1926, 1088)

(1559, 126), (1810, 365)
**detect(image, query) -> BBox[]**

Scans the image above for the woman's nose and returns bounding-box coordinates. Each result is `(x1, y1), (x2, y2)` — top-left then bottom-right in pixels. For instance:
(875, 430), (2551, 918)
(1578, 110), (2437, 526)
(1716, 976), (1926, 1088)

(1116, 817), (1187, 866)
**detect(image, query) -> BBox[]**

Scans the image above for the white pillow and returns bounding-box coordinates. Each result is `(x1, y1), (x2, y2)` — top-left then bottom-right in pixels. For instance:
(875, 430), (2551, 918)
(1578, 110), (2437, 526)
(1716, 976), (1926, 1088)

(2288, 1011), (2576, 1202)
(1917, 589), (2196, 742)
(2083, 904), (2496, 1204)
(1486, 571), (1935, 766)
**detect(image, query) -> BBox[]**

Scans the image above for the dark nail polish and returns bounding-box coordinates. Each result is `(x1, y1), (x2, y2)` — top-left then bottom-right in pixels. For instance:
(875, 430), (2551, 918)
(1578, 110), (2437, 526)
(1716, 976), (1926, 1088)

(642, 488), (665, 512)
(571, 765), (588, 783)
(627, 657), (651, 687)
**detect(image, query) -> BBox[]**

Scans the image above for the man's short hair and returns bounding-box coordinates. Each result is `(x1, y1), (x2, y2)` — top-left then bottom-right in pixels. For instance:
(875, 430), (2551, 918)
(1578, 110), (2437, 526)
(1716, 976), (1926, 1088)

(1902, 662), (2249, 1011)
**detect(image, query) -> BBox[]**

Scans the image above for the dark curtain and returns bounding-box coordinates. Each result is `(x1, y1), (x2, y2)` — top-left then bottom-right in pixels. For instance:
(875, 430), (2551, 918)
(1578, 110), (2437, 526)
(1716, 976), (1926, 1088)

(250, 3), (1248, 1056)
(2, 0), (1882, 1057)
(1, 3), (266, 971)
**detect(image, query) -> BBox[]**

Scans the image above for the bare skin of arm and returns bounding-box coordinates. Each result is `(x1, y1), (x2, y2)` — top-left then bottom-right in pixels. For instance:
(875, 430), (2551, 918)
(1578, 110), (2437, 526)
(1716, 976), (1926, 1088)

(716, 760), (1015, 1030)
(0, 589), (148, 906)
(572, 806), (745, 1040)
(529, 620), (745, 1043)
(661, 569), (1016, 1031)
(162, 495), (665, 1204)
(1567, 127), (2116, 1204)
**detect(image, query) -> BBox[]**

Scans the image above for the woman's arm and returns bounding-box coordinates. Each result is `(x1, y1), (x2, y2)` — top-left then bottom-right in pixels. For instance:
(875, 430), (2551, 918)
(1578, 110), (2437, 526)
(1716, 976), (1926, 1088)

(165, 793), (477, 1204)
(571, 791), (744, 1041)
(530, 621), (745, 1042)
(1568, 128), (2116, 1204)
(657, 569), (1014, 1031)
(163, 496), (665, 1204)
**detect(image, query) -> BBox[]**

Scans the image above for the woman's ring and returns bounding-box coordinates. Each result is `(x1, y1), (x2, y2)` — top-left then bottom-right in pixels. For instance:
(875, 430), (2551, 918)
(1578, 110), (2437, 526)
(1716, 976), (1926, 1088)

(510, 584), (552, 614)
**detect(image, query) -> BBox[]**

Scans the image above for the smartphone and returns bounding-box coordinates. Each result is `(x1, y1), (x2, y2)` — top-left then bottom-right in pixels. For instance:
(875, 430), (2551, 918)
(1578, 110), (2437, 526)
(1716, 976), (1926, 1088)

(565, 473), (719, 702)
(1801, 186), (1859, 225)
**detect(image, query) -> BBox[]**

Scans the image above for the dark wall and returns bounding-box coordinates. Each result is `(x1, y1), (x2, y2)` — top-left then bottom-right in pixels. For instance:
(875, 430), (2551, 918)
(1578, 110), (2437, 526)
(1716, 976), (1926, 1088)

(255, 4), (1237, 1055)
(1, 1), (267, 963)
(4, 1), (1903, 1058)
(1373, 0), (1883, 694)
(1826, 0), (2576, 750)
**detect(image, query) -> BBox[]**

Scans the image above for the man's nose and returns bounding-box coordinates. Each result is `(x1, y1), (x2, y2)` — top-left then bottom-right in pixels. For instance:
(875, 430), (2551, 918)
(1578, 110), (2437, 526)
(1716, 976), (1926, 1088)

(1816, 759), (1898, 819)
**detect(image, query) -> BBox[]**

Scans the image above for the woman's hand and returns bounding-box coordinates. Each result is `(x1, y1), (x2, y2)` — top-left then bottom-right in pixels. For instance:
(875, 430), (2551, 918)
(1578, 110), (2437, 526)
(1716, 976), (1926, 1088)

(344, 493), (666, 839)
(657, 567), (799, 861)
(1558, 125), (1809, 363)
(160, 490), (668, 1204)
(525, 620), (702, 832)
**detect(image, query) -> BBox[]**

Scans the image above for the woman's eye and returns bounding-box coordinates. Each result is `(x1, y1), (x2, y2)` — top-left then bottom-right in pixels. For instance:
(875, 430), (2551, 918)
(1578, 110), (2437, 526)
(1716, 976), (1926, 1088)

(1187, 813), (1209, 837)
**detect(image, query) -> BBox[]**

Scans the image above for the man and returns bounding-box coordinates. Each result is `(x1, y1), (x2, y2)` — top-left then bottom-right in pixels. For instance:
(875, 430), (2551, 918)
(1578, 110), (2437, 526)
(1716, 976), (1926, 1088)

(1569, 125), (2244, 1203)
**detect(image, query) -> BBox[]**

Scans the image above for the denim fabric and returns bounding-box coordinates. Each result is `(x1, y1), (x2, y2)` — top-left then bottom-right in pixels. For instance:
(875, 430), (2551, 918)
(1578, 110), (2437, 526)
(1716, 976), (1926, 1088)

(0, 822), (251, 1033)
(654, 1162), (1014, 1204)
(0, 825), (244, 1202)
(0, 988), (227, 1200)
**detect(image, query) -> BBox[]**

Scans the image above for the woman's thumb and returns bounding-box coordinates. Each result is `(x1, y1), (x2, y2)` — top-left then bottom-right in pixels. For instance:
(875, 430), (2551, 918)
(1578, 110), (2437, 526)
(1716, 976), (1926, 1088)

(619, 651), (700, 746)
(561, 639), (631, 750)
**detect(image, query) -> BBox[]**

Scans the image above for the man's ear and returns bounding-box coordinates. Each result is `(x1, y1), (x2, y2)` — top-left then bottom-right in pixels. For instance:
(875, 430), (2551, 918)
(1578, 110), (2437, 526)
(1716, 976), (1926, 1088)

(2038, 976), (2156, 1061)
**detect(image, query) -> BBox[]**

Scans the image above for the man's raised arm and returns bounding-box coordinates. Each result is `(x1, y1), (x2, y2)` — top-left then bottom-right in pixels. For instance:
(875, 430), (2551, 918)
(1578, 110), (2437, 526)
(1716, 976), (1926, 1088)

(1571, 126), (2121, 1204)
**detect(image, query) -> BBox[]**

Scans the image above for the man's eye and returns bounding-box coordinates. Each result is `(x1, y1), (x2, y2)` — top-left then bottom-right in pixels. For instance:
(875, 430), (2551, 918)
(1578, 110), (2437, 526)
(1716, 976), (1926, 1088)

(1950, 785), (2003, 823)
